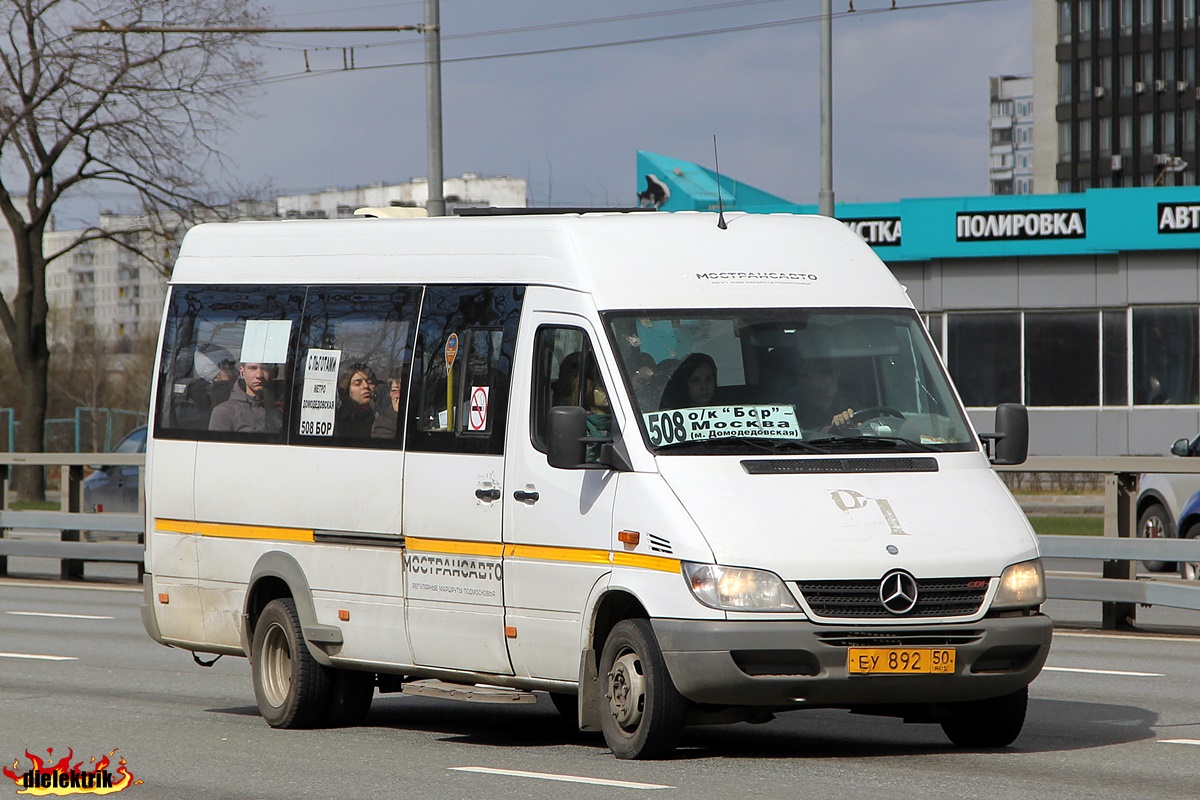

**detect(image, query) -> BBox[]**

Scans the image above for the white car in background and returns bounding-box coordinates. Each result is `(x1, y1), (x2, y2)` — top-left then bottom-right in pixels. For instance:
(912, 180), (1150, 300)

(1136, 434), (1200, 573)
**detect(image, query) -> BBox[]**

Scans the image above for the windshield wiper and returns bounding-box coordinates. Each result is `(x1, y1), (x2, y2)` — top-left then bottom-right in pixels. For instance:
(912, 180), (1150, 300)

(807, 434), (939, 453)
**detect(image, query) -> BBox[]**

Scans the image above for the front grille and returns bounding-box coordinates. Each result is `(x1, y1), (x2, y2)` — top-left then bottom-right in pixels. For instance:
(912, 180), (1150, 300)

(797, 577), (990, 619)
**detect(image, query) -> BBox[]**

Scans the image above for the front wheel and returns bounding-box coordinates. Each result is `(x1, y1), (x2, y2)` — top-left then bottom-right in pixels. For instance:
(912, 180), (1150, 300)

(1180, 523), (1200, 581)
(598, 619), (687, 759)
(1137, 503), (1176, 573)
(940, 686), (1028, 748)
(251, 598), (331, 728)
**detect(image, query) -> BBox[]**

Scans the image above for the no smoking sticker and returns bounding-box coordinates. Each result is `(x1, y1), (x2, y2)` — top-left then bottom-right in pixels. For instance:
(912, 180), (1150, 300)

(469, 386), (490, 431)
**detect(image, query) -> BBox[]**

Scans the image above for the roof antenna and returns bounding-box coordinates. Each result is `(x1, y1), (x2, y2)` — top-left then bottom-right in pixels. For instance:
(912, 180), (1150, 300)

(712, 134), (728, 230)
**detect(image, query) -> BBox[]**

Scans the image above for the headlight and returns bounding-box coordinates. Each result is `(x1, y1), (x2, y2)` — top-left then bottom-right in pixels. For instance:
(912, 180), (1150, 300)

(992, 559), (1045, 609)
(682, 563), (801, 611)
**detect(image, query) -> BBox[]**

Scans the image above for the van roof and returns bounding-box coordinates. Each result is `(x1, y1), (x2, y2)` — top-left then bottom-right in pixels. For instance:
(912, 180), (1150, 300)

(171, 211), (912, 311)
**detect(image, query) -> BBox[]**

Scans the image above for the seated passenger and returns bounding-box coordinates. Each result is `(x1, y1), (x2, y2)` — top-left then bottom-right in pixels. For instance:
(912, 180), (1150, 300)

(659, 352), (717, 410)
(209, 362), (282, 433)
(573, 365), (611, 462)
(371, 373), (403, 439)
(336, 362), (378, 437)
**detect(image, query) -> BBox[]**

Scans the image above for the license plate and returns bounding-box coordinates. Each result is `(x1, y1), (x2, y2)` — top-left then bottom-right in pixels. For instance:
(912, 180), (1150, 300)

(847, 647), (956, 675)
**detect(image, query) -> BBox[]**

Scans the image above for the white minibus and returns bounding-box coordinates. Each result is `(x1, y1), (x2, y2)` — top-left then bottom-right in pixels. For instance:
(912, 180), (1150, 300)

(141, 211), (1049, 759)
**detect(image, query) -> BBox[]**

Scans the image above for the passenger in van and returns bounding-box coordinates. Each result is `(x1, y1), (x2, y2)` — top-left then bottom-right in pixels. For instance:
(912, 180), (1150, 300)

(659, 352), (717, 410)
(208, 359), (238, 409)
(627, 350), (661, 409)
(208, 362), (282, 433)
(795, 358), (855, 431)
(552, 351), (582, 407)
(371, 373), (403, 439)
(336, 363), (378, 437)
(573, 365), (611, 462)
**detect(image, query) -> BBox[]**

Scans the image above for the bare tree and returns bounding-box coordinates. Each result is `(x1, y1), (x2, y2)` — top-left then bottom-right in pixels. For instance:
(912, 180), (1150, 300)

(0, 0), (263, 499)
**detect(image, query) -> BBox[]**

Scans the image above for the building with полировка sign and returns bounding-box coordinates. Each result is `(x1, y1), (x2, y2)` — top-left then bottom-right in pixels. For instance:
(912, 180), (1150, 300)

(636, 150), (1200, 457)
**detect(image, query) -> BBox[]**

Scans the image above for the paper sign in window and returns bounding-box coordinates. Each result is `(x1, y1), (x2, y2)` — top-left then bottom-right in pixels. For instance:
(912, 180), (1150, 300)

(299, 349), (340, 437)
(240, 320), (292, 364)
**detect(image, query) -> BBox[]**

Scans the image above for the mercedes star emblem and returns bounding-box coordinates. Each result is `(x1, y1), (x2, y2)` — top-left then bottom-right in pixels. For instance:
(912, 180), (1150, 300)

(879, 570), (919, 615)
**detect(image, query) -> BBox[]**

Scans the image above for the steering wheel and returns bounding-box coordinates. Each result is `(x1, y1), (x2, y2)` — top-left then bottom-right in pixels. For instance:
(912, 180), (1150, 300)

(845, 406), (906, 426)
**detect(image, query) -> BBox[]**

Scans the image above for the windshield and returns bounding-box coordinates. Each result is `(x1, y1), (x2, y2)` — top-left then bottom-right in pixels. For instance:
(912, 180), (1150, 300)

(605, 308), (976, 455)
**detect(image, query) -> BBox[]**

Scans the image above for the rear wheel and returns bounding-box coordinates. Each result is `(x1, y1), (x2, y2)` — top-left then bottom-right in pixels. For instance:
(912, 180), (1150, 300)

(251, 598), (331, 728)
(940, 687), (1028, 748)
(1180, 523), (1200, 581)
(1137, 503), (1175, 573)
(598, 619), (687, 759)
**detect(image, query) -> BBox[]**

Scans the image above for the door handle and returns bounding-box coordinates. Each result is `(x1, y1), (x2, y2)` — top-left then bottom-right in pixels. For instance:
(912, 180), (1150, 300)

(513, 490), (540, 503)
(475, 488), (502, 501)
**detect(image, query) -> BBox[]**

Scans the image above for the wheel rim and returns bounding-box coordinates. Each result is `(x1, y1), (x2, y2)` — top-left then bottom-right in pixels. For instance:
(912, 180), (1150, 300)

(260, 622), (293, 708)
(606, 650), (646, 733)
(1141, 514), (1165, 540)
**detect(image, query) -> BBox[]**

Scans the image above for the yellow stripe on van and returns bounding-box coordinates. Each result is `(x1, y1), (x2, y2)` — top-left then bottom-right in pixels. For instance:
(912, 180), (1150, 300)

(611, 552), (683, 574)
(405, 537), (505, 558)
(505, 543), (614, 566)
(153, 525), (681, 574)
(155, 518), (314, 543)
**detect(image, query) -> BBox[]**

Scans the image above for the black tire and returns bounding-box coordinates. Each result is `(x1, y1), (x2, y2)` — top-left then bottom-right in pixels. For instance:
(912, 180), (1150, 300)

(1180, 523), (1200, 582)
(250, 598), (331, 729)
(940, 687), (1028, 748)
(547, 691), (577, 721)
(1137, 503), (1176, 573)
(598, 619), (687, 759)
(323, 669), (374, 727)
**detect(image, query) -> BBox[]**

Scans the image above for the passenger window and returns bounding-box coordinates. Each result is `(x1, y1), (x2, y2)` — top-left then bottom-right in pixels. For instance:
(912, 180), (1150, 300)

(407, 285), (524, 455)
(531, 326), (602, 451)
(293, 286), (421, 448)
(154, 286), (303, 443)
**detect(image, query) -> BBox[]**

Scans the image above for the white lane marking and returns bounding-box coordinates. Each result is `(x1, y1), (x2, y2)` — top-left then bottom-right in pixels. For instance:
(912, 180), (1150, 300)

(1160, 739), (1200, 746)
(1042, 666), (1164, 677)
(450, 767), (672, 790)
(0, 652), (77, 661)
(1055, 631), (1200, 645)
(7, 611), (113, 620)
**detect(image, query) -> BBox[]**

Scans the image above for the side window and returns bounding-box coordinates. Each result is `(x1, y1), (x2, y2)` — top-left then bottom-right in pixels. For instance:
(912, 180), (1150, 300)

(154, 286), (303, 443)
(531, 327), (609, 456)
(293, 286), (421, 448)
(407, 285), (524, 455)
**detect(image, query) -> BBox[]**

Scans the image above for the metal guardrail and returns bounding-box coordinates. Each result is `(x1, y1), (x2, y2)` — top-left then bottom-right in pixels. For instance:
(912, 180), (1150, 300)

(0, 453), (1197, 628)
(0, 453), (144, 580)
(999, 456), (1200, 629)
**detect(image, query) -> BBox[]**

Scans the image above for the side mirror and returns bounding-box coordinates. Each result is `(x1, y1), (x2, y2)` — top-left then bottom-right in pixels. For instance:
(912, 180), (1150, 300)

(987, 403), (1028, 466)
(1171, 438), (1191, 457)
(546, 406), (589, 469)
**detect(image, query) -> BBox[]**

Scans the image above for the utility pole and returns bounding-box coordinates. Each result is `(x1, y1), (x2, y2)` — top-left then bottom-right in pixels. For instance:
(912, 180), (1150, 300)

(425, 0), (445, 217)
(818, 0), (835, 217)
(74, 18), (447, 216)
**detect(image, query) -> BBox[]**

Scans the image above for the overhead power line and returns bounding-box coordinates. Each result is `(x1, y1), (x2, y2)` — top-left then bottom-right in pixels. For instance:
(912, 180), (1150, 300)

(242, 0), (1009, 90)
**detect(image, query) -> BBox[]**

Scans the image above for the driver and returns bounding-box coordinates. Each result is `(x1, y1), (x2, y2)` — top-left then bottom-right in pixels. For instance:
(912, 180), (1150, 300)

(796, 358), (855, 431)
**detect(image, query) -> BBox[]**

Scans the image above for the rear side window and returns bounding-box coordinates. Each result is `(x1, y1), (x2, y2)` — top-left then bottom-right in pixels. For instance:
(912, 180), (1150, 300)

(155, 286), (303, 443)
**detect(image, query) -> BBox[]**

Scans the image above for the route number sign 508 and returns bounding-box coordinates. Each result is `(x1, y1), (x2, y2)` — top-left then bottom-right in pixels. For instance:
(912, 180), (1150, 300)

(300, 420), (332, 436)
(645, 412), (688, 446)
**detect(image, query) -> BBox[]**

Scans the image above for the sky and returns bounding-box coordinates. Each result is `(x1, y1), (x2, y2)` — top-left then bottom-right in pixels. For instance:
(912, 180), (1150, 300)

(80, 0), (1035, 219)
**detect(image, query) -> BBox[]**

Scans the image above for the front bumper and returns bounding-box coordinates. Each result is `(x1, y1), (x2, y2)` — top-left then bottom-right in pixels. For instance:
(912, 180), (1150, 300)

(653, 614), (1052, 707)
